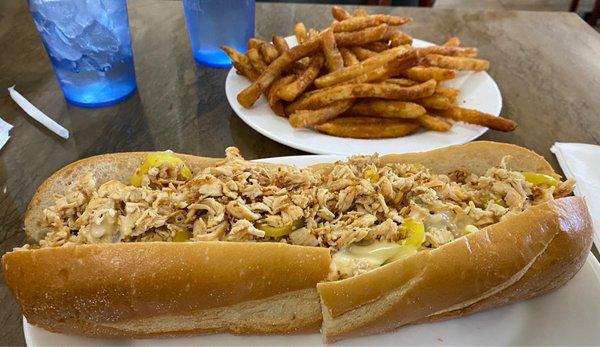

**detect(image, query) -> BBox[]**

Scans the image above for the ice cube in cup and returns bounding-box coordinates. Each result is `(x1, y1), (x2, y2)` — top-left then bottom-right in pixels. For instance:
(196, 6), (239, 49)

(28, 0), (137, 107)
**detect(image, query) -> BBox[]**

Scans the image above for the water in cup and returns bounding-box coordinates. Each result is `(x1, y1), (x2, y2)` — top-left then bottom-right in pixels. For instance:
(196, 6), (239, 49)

(29, 0), (137, 107)
(183, 0), (255, 68)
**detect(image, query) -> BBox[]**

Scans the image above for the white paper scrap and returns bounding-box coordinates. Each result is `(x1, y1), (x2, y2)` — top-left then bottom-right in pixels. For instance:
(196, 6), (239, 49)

(0, 117), (12, 150)
(551, 142), (600, 248)
(8, 86), (69, 139)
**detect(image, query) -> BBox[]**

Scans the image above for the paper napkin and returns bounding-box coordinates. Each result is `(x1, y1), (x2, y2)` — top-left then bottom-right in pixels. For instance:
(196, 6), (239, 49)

(551, 142), (600, 247)
(0, 117), (13, 151)
(8, 86), (69, 139)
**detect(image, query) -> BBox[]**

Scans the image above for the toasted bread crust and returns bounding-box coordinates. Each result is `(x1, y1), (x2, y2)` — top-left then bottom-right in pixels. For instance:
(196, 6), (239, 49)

(3, 141), (593, 341)
(317, 197), (592, 342)
(3, 242), (330, 336)
(380, 141), (556, 176)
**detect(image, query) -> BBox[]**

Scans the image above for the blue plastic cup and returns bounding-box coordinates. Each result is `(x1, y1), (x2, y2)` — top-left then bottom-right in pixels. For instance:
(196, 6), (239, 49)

(183, 0), (255, 68)
(28, 0), (137, 107)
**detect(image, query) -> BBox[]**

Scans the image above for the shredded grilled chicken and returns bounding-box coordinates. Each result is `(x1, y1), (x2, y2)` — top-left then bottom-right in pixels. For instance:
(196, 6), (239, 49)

(31, 147), (574, 278)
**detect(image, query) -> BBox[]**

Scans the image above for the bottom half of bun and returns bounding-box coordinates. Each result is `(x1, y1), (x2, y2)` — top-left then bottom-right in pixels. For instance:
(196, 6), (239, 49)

(27, 288), (323, 338)
(2, 242), (330, 337)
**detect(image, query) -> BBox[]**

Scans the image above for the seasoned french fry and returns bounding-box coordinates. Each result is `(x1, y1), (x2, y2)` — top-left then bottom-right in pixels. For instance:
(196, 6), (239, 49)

(267, 75), (297, 117)
(233, 61), (259, 81)
(221, 45), (259, 81)
(343, 64), (398, 85)
(417, 94), (453, 110)
(443, 37), (461, 47)
(287, 79), (436, 113)
(435, 85), (460, 102)
(349, 99), (426, 119)
(247, 38), (263, 50)
(292, 57), (311, 74)
(322, 29), (344, 72)
(343, 51), (418, 84)
(247, 48), (267, 74)
(247, 38), (279, 63)
(417, 46), (478, 58)
(334, 24), (389, 47)
(436, 106), (517, 131)
(277, 55), (325, 102)
(362, 41), (390, 53)
(268, 75), (296, 96)
(340, 47), (360, 66)
(294, 22), (308, 44)
(350, 46), (377, 61)
(268, 102), (286, 118)
(384, 78), (418, 87)
(315, 46), (410, 88)
(315, 117), (420, 139)
(353, 8), (368, 17)
(403, 66), (457, 82)
(237, 36), (322, 108)
(417, 113), (452, 131)
(289, 99), (354, 128)
(307, 28), (319, 39)
(390, 30), (413, 46)
(259, 42), (279, 64)
(423, 54), (489, 71)
(331, 15), (411, 32)
(273, 36), (289, 55)
(332, 6), (352, 21)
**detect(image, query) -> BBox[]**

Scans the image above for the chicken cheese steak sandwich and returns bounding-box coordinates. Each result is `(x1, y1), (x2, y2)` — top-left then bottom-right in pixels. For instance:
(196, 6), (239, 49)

(3, 141), (592, 342)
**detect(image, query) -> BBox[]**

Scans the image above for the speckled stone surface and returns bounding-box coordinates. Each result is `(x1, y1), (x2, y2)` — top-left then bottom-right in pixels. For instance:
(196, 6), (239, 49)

(1, 1), (599, 344)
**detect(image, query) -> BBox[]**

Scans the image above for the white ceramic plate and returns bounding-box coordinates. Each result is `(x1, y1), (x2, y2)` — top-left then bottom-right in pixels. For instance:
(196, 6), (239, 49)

(225, 37), (502, 155)
(23, 155), (600, 346)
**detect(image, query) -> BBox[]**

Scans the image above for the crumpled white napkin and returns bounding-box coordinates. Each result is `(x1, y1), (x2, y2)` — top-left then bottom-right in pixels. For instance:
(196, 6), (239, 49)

(551, 142), (600, 247)
(0, 117), (13, 151)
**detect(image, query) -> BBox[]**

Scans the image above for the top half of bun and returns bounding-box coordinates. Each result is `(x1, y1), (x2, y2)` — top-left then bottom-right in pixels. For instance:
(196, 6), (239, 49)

(24, 141), (558, 242)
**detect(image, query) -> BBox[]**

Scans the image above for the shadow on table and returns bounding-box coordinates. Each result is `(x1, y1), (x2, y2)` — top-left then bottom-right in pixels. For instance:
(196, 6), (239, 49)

(228, 112), (304, 159)
(0, 159), (25, 249)
(66, 92), (156, 158)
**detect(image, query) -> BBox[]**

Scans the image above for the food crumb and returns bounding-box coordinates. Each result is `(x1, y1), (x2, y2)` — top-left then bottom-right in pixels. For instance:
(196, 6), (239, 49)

(437, 337), (444, 342)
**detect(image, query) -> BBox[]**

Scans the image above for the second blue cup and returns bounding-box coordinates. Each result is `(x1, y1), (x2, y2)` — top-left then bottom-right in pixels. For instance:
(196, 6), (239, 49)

(183, 0), (255, 68)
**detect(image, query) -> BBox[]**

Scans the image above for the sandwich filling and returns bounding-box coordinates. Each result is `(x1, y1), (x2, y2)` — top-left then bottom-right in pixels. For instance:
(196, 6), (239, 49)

(27, 148), (573, 280)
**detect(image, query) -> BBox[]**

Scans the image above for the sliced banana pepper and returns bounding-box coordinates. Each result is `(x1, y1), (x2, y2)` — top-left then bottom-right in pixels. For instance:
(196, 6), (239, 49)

(363, 165), (380, 184)
(522, 172), (559, 187)
(402, 218), (426, 247)
(172, 230), (192, 242)
(256, 219), (305, 238)
(481, 193), (507, 207)
(386, 219), (426, 263)
(131, 152), (193, 187)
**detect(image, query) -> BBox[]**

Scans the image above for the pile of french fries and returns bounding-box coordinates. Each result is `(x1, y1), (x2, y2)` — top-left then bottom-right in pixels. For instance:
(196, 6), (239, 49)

(222, 6), (517, 139)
